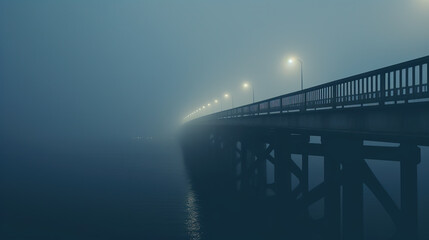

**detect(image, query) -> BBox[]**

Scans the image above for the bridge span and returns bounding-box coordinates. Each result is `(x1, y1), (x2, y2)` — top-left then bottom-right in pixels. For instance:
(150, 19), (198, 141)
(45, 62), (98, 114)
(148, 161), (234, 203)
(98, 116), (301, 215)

(181, 56), (429, 240)
(191, 55), (429, 143)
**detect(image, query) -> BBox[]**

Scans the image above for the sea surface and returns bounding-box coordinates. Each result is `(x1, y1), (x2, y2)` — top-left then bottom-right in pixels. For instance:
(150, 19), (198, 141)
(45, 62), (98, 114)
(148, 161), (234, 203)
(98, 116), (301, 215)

(0, 139), (428, 239)
(0, 139), (191, 239)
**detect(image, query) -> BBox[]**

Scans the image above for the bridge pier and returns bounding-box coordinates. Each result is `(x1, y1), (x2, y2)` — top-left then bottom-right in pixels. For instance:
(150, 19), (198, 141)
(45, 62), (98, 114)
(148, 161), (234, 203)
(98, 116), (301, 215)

(239, 138), (267, 197)
(274, 137), (292, 201)
(341, 138), (364, 240)
(255, 142), (267, 196)
(301, 149), (309, 199)
(322, 136), (342, 240)
(222, 135), (239, 194)
(399, 143), (419, 240)
(300, 135), (310, 221)
(240, 140), (251, 194)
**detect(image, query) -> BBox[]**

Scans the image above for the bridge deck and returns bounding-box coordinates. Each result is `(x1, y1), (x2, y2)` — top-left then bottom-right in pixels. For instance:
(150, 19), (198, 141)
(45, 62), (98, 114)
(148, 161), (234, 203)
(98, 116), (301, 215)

(189, 56), (429, 144)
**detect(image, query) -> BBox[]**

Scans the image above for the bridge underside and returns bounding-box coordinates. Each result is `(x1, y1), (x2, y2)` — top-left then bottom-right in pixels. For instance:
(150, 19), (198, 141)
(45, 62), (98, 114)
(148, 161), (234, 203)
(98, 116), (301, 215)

(181, 122), (422, 239)
(193, 101), (429, 145)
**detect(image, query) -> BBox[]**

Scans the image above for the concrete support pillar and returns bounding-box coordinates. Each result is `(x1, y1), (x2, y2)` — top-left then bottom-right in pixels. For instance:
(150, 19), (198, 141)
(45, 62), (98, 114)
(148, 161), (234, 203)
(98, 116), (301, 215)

(399, 143), (419, 239)
(274, 137), (292, 200)
(322, 136), (341, 240)
(240, 140), (252, 194)
(239, 139), (267, 197)
(255, 143), (267, 196)
(219, 135), (237, 193)
(341, 138), (364, 240)
(301, 136), (310, 197)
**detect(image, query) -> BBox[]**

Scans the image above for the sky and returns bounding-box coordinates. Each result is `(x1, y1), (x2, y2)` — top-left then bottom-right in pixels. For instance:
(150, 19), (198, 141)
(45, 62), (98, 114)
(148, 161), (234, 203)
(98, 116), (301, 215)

(1, 0), (428, 143)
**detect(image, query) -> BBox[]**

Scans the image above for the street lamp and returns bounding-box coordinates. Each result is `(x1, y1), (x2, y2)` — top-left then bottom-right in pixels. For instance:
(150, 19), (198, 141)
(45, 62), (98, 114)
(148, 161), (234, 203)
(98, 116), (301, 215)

(214, 99), (222, 111)
(207, 103), (211, 114)
(224, 93), (233, 108)
(288, 57), (304, 90)
(243, 82), (255, 103)
(201, 106), (206, 117)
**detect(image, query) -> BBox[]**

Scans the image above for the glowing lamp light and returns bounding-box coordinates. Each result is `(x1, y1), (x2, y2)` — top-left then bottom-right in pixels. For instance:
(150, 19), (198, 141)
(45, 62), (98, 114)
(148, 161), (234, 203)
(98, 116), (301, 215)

(285, 55), (304, 90)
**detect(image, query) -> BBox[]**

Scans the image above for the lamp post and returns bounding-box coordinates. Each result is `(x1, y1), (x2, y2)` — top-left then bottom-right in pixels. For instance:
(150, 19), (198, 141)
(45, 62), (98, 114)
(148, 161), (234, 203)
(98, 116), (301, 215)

(214, 99), (221, 111)
(288, 57), (304, 90)
(207, 103), (211, 114)
(202, 105), (207, 116)
(224, 93), (233, 108)
(243, 82), (255, 103)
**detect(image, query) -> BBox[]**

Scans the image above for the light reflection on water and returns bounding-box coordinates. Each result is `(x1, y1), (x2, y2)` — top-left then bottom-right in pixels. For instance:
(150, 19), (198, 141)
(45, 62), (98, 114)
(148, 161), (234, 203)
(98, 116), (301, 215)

(186, 189), (202, 240)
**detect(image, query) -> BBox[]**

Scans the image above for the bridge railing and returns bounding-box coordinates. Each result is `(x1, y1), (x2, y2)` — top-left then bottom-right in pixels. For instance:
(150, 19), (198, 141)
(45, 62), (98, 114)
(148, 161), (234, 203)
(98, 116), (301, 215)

(203, 56), (429, 120)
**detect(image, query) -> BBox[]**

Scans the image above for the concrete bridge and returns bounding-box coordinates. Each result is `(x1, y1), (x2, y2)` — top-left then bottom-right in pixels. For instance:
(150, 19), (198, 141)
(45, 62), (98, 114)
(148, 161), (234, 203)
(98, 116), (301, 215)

(181, 56), (429, 240)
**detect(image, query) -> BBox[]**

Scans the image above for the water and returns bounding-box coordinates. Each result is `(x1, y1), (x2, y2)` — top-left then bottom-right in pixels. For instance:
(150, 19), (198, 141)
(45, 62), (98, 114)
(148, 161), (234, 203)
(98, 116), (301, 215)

(1, 139), (428, 239)
(0, 139), (190, 239)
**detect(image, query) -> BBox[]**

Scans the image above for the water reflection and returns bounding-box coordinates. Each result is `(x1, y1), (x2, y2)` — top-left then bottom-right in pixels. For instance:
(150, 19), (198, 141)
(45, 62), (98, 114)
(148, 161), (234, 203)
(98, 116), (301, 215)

(186, 189), (202, 240)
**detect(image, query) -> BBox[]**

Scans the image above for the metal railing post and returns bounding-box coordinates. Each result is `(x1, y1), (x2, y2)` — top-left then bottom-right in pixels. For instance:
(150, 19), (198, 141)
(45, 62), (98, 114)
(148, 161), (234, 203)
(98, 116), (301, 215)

(332, 85), (337, 109)
(380, 73), (386, 106)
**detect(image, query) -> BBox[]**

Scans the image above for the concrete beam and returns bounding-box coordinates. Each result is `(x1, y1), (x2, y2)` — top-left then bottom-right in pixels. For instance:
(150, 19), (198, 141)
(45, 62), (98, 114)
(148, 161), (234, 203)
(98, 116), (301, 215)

(193, 102), (429, 145)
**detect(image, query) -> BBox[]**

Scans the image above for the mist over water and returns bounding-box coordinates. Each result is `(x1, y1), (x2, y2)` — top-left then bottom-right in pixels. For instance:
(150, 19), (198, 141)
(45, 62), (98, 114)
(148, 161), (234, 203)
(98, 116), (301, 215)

(1, 137), (428, 239)
(0, 139), (190, 239)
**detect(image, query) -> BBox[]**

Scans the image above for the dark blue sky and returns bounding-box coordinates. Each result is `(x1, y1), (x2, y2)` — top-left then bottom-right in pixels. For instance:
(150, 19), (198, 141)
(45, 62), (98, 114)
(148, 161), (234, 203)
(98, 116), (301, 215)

(1, 0), (428, 142)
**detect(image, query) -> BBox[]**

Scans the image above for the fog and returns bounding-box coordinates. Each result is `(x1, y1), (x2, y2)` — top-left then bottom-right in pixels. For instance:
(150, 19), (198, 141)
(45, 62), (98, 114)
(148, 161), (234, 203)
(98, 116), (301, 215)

(1, 0), (429, 144)
(1, 1), (429, 239)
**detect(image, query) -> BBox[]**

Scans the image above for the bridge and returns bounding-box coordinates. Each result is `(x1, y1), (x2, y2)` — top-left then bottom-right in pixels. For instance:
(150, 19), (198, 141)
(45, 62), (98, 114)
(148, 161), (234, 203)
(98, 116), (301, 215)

(180, 56), (429, 240)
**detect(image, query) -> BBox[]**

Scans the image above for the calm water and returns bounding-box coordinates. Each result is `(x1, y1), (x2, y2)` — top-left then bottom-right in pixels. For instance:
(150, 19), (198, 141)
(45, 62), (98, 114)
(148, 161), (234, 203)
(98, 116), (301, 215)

(0, 139), (191, 239)
(1, 139), (428, 239)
